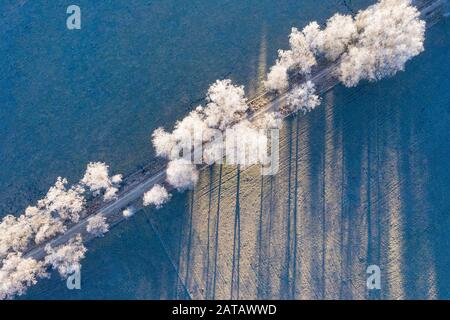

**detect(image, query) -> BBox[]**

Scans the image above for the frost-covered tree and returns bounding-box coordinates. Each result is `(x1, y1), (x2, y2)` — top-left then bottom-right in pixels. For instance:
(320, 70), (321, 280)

(25, 206), (66, 245)
(203, 79), (249, 130)
(266, 0), (424, 90)
(338, 0), (425, 87)
(86, 214), (109, 237)
(286, 27), (317, 74)
(166, 159), (199, 191)
(44, 235), (87, 278)
(81, 162), (122, 201)
(122, 207), (135, 219)
(0, 161), (121, 299)
(0, 177), (85, 259)
(103, 187), (119, 202)
(319, 14), (357, 61)
(264, 63), (290, 93)
(264, 26), (317, 92)
(37, 177), (85, 223)
(111, 174), (123, 185)
(143, 184), (172, 209)
(0, 253), (48, 300)
(0, 215), (33, 259)
(152, 110), (211, 161)
(285, 81), (321, 114)
(0, 0), (431, 300)
(0, 161), (121, 261)
(152, 79), (254, 190)
(152, 127), (177, 159)
(302, 21), (323, 54)
(152, 79), (248, 165)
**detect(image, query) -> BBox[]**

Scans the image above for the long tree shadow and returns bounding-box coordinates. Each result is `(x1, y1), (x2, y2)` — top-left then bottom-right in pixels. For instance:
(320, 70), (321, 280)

(211, 164), (223, 299)
(333, 83), (370, 299)
(256, 174), (275, 299)
(183, 191), (195, 293)
(280, 117), (294, 299)
(256, 175), (265, 298)
(291, 115), (301, 298)
(168, 21), (450, 300)
(204, 166), (214, 298)
(306, 98), (328, 299)
(393, 60), (448, 299)
(230, 166), (242, 299)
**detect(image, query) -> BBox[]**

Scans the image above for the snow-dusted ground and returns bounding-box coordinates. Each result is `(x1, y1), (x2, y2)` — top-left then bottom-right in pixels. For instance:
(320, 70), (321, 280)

(150, 17), (450, 299)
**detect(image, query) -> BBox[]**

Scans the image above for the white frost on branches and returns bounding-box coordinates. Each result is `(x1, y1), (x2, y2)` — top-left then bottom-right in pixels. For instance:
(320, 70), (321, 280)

(263, 63), (290, 93)
(0, 253), (48, 300)
(111, 174), (123, 185)
(37, 177), (85, 223)
(152, 110), (210, 161)
(143, 184), (172, 209)
(264, 13), (356, 91)
(0, 161), (121, 299)
(86, 214), (109, 237)
(338, 0), (426, 87)
(204, 79), (249, 130)
(153, 79), (253, 190)
(1, 0), (429, 300)
(0, 161), (121, 265)
(152, 79), (248, 163)
(81, 162), (122, 201)
(25, 207), (67, 245)
(122, 207), (135, 219)
(0, 176), (85, 260)
(265, 0), (425, 89)
(45, 235), (87, 278)
(166, 159), (199, 191)
(264, 26), (318, 92)
(0, 215), (33, 259)
(318, 14), (357, 61)
(285, 81), (321, 114)
(152, 127), (177, 159)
